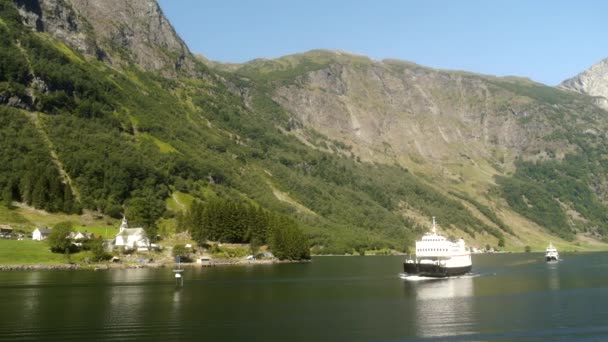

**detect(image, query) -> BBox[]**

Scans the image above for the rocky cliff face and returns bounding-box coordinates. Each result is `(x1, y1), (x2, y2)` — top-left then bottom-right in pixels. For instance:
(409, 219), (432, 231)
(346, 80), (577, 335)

(14, 0), (98, 54)
(13, 0), (196, 76)
(560, 58), (608, 110)
(263, 52), (587, 172)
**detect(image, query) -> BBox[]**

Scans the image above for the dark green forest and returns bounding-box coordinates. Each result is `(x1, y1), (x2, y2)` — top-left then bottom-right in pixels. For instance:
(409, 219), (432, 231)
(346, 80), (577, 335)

(178, 199), (310, 260)
(497, 153), (608, 241)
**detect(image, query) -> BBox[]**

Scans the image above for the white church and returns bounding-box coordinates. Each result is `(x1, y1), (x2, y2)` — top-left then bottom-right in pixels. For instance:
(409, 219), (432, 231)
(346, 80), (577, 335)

(114, 217), (150, 251)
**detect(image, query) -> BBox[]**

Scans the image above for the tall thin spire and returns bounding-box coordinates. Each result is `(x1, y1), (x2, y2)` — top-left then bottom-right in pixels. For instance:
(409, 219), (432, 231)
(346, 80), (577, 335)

(432, 216), (437, 235)
(120, 215), (128, 232)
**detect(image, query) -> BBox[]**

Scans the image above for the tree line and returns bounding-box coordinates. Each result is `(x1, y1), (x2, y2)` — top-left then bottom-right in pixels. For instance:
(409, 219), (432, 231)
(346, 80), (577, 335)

(177, 199), (310, 260)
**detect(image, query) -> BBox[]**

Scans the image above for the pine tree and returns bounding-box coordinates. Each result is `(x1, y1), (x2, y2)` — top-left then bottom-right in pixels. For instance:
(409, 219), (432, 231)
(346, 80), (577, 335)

(63, 185), (75, 213)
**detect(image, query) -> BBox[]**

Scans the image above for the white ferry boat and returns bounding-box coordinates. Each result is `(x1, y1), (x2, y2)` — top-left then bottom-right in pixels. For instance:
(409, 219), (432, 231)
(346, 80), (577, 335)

(403, 217), (472, 277)
(545, 243), (559, 262)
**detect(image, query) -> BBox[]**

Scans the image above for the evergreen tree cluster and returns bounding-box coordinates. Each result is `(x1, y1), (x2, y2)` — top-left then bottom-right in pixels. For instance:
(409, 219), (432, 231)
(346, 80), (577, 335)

(178, 199), (310, 260)
(497, 152), (608, 241)
(0, 2), (30, 102)
(0, 108), (79, 213)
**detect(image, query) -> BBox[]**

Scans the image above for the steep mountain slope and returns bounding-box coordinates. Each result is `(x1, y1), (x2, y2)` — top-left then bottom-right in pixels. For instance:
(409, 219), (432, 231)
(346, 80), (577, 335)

(13, 0), (196, 76)
(561, 58), (608, 110)
(223, 50), (608, 242)
(3, 0), (608, 253)
(0, 0), (422, 253)
(231, 50), (600, 166)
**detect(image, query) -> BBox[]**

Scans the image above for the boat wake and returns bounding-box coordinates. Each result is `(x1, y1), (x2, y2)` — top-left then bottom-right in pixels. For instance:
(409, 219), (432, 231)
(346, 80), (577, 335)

(398, 273), (482, 281)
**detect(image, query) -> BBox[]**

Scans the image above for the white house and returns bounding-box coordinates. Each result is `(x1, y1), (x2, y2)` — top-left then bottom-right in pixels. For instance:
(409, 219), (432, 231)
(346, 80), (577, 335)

(68, 231), (94, 246)
(68, 231), (94, 241)
(32, 228), (52, 241)
(114, 217), (150, 251)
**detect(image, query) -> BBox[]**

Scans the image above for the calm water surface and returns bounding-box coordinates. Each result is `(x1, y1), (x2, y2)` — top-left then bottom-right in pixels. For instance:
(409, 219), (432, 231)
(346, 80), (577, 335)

(2, 253), (608, 341)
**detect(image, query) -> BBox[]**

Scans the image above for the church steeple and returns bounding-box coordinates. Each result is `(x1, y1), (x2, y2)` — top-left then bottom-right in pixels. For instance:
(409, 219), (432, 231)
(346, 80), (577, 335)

(120, 216), (128, 232)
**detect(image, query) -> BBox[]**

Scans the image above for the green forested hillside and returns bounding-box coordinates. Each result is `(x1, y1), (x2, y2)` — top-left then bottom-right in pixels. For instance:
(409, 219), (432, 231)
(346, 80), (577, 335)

(0, 0), (522, 254)
(4, 0), (608, 254)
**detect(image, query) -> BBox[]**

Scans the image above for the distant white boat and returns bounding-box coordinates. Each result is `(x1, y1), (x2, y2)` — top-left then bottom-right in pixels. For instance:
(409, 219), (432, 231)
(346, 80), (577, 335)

(545, 243), (559, 262)
(403, 217), (472, 278)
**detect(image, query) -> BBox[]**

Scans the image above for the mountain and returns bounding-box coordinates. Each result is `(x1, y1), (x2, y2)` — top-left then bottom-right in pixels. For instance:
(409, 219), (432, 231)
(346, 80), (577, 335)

(3, 0), (608, 253)
(12, 0), (197, 76)
(224, 50), (608, 242)
(233, 50), (580, 165)
(561, 58), (608, 110)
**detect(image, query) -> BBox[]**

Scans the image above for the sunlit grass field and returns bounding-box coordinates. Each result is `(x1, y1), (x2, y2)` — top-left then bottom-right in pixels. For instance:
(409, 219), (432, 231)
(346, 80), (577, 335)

(0, 239), (66, 265)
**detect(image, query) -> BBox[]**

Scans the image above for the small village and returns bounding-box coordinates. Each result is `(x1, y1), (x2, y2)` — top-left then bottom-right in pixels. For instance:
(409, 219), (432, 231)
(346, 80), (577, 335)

(0, 217), (277, 269)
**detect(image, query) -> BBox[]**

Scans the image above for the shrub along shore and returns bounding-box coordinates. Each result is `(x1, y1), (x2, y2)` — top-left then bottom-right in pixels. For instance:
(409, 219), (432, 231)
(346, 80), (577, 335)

(0, 258), (310, 271)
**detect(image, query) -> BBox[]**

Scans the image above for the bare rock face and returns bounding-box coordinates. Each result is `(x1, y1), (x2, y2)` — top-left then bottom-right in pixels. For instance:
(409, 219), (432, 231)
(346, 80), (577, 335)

(14, 0), (99, 55)
(271, 57), (563, 167)
(560, 58), (608, 110)
(13, 0), (197, 77)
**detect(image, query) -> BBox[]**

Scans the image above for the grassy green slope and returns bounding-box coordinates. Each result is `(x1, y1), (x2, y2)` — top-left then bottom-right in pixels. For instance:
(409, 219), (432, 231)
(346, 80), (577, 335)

(0, 240), (66, 265)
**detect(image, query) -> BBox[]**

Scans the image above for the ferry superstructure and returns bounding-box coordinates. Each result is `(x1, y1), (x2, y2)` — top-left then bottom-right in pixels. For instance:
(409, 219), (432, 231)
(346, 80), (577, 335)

(545, 243), (559, 262)
(403, 217), (472, 277)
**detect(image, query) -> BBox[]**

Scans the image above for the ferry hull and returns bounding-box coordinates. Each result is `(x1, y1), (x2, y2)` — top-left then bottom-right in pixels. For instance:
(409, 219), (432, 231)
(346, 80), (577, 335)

(403, 263), (472, 278)
(546, 256), (558, 262)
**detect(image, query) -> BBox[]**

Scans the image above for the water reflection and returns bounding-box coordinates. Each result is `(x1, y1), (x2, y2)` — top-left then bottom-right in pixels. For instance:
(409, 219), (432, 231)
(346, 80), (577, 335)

(171, 288), (182, 317)
(4, 255), (608, 341)
(21, 272), (43, 321)
(407, 276), (475, 338)
(105, 270), (146, 326)
(547, 262), (560, 291)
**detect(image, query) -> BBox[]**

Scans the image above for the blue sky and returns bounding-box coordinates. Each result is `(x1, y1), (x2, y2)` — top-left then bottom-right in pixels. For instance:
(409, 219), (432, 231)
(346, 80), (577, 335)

(158, 0), (607, 85)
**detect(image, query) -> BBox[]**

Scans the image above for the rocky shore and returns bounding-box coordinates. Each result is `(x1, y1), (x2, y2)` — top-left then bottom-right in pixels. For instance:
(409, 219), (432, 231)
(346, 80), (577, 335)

(0, 258), (309, 271)
(0, 264), (83, 271)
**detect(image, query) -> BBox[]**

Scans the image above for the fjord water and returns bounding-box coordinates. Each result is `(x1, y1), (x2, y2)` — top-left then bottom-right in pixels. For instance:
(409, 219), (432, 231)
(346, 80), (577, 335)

(2, 254), (608, 341)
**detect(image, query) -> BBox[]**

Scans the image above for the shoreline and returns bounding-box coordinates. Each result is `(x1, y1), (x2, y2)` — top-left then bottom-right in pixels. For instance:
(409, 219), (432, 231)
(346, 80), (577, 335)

(0, 258), (311, 271)
(2, 250), (599, 271)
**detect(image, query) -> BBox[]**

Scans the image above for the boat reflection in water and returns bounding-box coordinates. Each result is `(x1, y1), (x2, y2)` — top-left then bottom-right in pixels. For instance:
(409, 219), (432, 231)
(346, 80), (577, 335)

(406, 275), (476, 339)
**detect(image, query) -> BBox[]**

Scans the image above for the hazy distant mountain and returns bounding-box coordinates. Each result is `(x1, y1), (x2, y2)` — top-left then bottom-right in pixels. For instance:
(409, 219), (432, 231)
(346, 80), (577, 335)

(3, 0), (608, 251)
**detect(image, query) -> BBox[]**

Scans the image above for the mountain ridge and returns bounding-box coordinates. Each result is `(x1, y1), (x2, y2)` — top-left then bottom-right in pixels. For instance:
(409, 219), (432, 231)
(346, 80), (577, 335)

(13, 0), (198, 77)
(560, 58), (608, 110)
